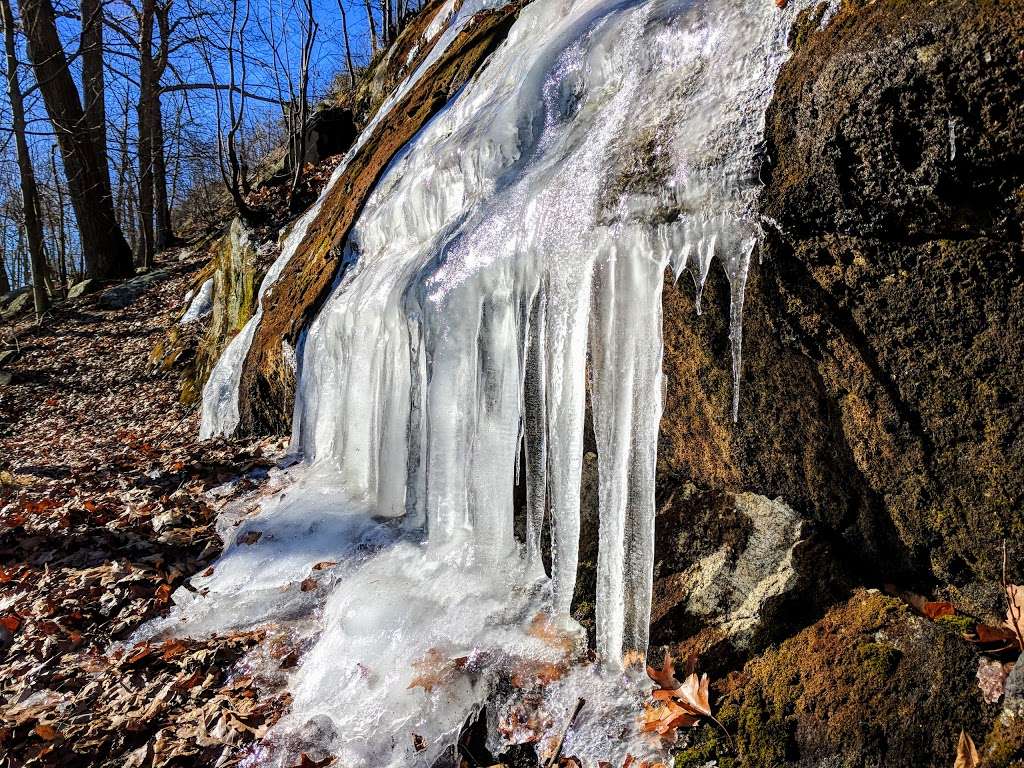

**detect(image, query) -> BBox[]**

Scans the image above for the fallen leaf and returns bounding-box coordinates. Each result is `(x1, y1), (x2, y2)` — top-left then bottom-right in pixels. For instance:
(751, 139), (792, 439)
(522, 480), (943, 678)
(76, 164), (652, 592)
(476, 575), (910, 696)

(412, 733), (426, 752)
(646, 651), (680, 691)
(922, 601), (956, 620)
(300, 578), (318, 592)
(954, 730), (979, 768)
(975, 623), (1018, 646)
(161, 638), (189, 661)
(34, 724), (58, 741)
(240, 531), (263, 545)
(0, 615), (20, 633)
(312, 561), (337, 571)
(408, 648), (470, 692)
(291, 753), (334, 768)
(675, 673), (712, 718)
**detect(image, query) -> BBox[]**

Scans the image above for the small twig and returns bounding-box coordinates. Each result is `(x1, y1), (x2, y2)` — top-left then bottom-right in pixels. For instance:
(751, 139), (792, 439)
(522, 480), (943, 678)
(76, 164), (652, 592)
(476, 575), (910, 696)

(545, 697), (585, 768)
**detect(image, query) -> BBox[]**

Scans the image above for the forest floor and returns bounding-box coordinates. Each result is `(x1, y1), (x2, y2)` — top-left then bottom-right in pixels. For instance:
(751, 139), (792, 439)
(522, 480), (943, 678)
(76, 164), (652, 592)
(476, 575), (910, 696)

(0, 255), (292, 768)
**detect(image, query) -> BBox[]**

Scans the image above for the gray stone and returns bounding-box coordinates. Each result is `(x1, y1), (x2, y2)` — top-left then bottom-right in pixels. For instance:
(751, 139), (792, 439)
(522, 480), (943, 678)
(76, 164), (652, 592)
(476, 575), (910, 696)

(1005, 653), (1024, 718)
(654, 493), (805, 649)
(67, 279), (98, 299)
(98, 268), (171, 310)
(1, 290), (32, 320)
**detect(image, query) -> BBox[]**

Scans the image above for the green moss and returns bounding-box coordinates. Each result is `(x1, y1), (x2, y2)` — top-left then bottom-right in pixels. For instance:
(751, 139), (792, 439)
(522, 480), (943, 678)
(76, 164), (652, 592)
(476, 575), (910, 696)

(935, 614), (976, 635)
(855, 642), (901, 679)
(672, 724), (736, 768)
(735, 688), (793, 768)
(981, 716), (1024, 768)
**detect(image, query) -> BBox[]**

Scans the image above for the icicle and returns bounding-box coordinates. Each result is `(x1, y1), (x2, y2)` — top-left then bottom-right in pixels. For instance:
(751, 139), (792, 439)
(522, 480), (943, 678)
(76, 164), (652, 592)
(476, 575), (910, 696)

(523, 282), (549, 577)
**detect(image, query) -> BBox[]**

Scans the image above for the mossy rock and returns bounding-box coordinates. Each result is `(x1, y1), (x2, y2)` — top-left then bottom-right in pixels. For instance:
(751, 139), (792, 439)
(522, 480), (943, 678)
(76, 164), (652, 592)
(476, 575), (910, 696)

(693, 591), (999, 767)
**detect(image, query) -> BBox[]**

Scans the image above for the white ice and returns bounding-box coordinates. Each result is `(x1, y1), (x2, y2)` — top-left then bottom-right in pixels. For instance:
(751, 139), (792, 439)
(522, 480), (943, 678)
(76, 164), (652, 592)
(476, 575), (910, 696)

(180, 277), (215, 324)
(179, 0), (816, 764)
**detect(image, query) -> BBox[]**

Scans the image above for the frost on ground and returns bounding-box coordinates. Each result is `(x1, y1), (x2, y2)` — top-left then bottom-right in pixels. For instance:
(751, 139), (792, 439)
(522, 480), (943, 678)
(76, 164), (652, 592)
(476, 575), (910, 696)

(166, 0), (819, 764)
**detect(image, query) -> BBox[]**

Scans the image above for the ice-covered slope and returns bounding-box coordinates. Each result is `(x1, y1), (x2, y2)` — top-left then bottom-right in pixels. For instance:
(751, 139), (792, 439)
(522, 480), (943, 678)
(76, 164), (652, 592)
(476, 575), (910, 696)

(175, 0), (816, 763)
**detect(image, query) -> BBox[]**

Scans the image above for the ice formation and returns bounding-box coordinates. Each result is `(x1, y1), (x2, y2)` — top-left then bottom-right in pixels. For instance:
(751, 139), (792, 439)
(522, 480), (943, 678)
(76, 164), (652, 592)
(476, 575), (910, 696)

(179, 277), (215, 324)
(171, 0), (817, 763)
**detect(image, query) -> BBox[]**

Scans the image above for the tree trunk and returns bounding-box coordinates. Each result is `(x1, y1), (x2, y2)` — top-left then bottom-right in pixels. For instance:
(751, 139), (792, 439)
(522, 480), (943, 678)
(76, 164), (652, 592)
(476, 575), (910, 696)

(152, 92), (174, 250)
(137, 0), (156, 268)
(0, 251), (9, 294)
(364, 0), (378, 54)
(1, 0), (49, 317)
(19, 0), (134, 280)
(337, 0), (356, 89)
(80, 0), (108, 174)
(50, 146), (68, 295)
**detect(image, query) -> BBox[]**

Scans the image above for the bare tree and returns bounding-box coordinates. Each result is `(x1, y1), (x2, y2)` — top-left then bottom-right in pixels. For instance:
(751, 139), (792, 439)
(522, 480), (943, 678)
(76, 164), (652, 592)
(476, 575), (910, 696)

(19, 0), (135, 280)
(1, 0), (48, 316)
(337, 0), (356, 91)
(363, 0), (378, 55)
(288, 0), (317, 204)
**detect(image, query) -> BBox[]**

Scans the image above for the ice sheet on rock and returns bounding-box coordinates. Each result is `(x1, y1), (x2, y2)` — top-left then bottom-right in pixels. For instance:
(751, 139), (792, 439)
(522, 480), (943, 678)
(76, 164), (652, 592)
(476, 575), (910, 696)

(177, 0), (819, 764)
(198, 0), (506, 440)
(179, 277), (214, 324)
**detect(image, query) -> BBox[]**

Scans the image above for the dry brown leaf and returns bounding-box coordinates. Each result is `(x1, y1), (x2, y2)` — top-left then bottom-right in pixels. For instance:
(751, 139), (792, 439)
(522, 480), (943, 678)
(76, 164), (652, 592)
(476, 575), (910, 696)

(412, 733), (426, 752)
(922, 601), (956, 620)
(300, 578), (318, 592)
(33, 723), (58, 741)
(675, 673), (712, 717)
(291, 754), (335, 768)
(975, 623), (1017, 645)
(161, 638), (189, 661)
(526, 613), (575, 655)
(240, 531), (263, 545)
(407, 648), (470, 692)
(954, 730), (979, 768)
(646, 651), (680, 691)
(312, 561), (337, 571)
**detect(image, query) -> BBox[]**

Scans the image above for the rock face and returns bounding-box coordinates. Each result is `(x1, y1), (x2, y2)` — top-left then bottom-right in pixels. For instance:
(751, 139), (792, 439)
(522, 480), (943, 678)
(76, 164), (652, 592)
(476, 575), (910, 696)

(658, 0), (1024, 617)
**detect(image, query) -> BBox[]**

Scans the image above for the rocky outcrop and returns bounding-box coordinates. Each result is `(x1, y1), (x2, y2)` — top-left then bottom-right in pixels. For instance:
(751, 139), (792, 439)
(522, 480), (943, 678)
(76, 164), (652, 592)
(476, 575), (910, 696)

(658, 0), (1024, 618)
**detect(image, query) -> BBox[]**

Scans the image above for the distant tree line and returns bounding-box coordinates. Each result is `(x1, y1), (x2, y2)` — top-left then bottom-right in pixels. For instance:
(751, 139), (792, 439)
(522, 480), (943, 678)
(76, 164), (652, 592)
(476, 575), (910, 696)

(0, 0), (425, 319)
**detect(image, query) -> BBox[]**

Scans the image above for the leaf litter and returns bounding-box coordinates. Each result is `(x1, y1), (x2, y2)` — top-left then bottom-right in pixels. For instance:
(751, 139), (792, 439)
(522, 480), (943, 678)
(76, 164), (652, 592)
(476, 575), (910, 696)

(0, 254), (290, 767)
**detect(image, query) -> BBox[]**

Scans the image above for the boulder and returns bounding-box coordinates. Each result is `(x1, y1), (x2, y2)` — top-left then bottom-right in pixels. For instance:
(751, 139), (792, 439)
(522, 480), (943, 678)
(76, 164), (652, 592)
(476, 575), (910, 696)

(98, 268), (171, 310)
(0, 289), (32, 320)
(66, 279), (98, 299)
(674, 591), (998, 768)
(655, 0), (1024, 617)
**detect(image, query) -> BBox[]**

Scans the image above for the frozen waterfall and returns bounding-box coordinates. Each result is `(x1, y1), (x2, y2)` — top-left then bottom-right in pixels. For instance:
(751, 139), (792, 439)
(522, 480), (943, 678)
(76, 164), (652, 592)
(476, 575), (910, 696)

(173, 0), (815, 763)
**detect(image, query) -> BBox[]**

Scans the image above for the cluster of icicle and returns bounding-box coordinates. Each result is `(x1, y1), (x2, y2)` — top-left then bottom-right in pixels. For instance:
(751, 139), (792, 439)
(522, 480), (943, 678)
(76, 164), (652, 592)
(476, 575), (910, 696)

(172, 0), (820, 764)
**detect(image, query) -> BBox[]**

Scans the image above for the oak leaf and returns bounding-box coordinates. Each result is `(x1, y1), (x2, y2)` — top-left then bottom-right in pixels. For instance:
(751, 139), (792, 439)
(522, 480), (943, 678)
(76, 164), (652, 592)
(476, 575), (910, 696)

(675, 672), (712, 718)
(954, 730), (979, 768)
(646, 651), (681, 691)
(33, 723), (58, 741)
